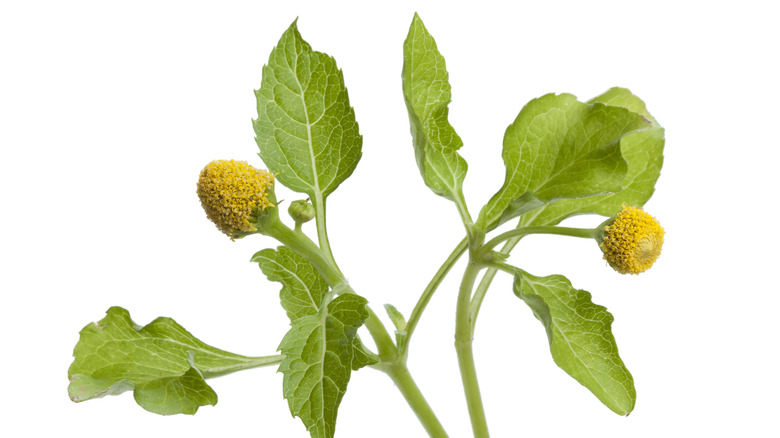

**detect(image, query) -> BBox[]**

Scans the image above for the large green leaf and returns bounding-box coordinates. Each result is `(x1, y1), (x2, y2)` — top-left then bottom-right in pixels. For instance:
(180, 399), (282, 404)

(402, 13), (468, 205)
(477, 93), (652, 231)
(516, 88), (665, 227)
(278, 294), (372, 438)
(253, 20), (362, 206)
(513, 270), (635, 415)
(68, 307), (281, 415)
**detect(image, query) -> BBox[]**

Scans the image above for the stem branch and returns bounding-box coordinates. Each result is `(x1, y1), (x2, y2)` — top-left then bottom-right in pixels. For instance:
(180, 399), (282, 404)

(400, 238), (468, 357)
(478, 226), (596, 259)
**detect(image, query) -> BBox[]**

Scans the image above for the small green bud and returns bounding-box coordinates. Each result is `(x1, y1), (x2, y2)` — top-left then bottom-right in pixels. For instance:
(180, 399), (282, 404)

(288, 199), (315, 225)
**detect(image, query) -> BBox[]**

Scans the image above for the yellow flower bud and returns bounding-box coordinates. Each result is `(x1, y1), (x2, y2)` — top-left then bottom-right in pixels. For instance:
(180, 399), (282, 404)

(196, 160), (275, 239)
(598, 205), (664, 275)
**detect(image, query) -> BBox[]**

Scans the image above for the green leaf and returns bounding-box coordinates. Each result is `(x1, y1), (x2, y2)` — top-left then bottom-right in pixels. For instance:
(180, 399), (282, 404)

(252, 246), (328, 321)
(68, 307), (281, 415)
(350, 337), (380, 371)
(513, 270), (635, 415)
(384, 303), (407, 333)
(252, 246), (378, 371)
(516, 88), (665, 227)
(589, 86), (658, 124)
(477, 93), (652, 231)
(402, 13), (468, 204)
(384, 303), (408, 346)
(254, 20), (362, 206)
(278, 294), (372, 438)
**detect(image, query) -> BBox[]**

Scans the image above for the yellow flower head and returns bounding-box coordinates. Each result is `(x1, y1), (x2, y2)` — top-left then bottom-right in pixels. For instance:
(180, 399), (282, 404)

(599, 205), (665, 275)
(197, 160), (275, 239)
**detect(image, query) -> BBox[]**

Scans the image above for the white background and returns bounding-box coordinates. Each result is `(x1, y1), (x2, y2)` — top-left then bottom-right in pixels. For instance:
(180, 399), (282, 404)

(2, 0), (778, 436)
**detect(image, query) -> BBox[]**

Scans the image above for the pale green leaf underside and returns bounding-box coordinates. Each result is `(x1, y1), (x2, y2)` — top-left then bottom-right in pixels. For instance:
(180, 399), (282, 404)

(254, 20), (362, 203)
(516, 88), (664, 227)
(278, 294), (372, 438)
(402, 13), (467, 202)
(68, 307), (279, 415)
(513, 271), (635, 415)
(478, 93), (651, 231)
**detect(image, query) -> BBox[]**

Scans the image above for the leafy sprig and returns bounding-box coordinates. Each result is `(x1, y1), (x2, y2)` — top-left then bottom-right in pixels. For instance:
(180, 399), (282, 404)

(68, 13), (665, 438)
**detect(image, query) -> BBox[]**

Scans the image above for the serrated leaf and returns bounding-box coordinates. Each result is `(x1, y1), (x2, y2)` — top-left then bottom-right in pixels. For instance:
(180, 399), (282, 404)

(68, 307), (281, 415)
(516, 88), (665, 227)
(252, 246), (377, 372)
(278, 294), (372, 438)
(477, 93), (652, 231)
(254, 20), (362, 206)
(253, 246), (328, 321)
(513, 270), (635, 415)
(402, 13), (468, 204)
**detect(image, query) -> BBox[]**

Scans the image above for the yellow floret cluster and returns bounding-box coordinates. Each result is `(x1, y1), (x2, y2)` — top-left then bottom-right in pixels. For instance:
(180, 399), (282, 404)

(600, 205), (664, 274)
(197, 160), (274, 239)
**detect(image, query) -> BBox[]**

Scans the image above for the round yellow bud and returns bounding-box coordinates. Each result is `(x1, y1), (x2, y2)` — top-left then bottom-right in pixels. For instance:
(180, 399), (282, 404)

(196, 160), (275, 239)
(599, 205), (664, 275)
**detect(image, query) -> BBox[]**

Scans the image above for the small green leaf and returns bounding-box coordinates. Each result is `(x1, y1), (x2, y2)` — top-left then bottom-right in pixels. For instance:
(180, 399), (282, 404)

(254, 20), (362, 205)
(68, 307), (281, 415)
(513, 270), (635, 415)
(516, 88), (665, 227)
(384, 303), (407, 333)
(252, 246), (328, 321)
(384, 303), (408, 346)
(477, 93), (651, 231)
(278, 294), (372, 438)
(402, 13), (468, 204)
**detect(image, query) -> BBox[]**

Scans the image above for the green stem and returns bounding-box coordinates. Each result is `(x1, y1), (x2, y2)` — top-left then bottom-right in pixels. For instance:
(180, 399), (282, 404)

(478, 226), (597, 259)
(201, 354), (284, 379)
(385, 362), (449, 438)
(400, 238), (468, 357)
(470, 237), (521, 333)
(455, 260), (490, 438)
(314, 197), (344, 277)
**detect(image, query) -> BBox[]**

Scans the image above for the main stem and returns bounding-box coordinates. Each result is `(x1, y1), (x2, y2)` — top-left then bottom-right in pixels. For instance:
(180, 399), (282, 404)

(455, 259), (490, 438)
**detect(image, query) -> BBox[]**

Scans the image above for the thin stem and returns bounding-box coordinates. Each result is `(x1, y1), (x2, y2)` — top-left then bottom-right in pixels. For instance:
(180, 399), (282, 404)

(479, 226), (596, 259)
(400, 238), (468, 357)
(201, 354), (284, 379)
(470, 237), (521, 333)
(455, 260), (490, 438)
(386, 362), (449, 438)
(314, 196), (344, 277)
